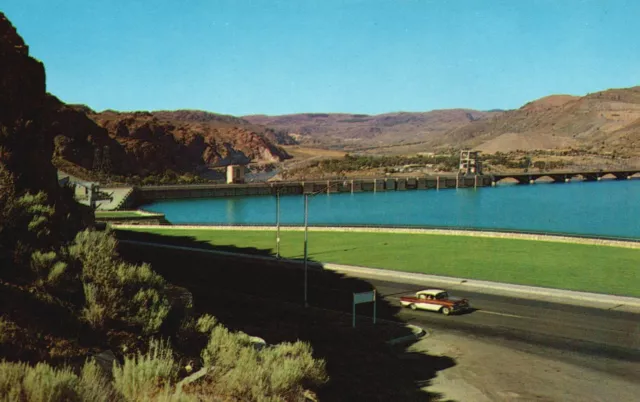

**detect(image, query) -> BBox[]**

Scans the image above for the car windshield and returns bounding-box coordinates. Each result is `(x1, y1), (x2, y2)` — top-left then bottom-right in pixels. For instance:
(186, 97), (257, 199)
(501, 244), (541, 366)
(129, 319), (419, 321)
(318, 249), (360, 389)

(435, 292), (448, 300)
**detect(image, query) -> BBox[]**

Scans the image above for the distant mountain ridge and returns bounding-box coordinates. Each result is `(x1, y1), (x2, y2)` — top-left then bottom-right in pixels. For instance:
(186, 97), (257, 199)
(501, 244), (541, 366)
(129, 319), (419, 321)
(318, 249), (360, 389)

(244, 109), (501, 149)
(244, 88), (640, 157)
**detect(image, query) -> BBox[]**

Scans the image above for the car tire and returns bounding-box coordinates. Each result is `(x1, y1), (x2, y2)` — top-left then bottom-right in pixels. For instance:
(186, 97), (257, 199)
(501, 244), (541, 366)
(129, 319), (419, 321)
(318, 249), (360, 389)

(409, 303), (417, 311)
(441, 307), (451, 316)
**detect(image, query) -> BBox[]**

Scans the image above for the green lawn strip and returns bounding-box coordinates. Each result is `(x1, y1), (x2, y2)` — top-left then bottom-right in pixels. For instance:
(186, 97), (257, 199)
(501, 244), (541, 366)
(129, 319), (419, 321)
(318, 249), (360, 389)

(118, 228), (640, 297)
(96, 210), (163, 219)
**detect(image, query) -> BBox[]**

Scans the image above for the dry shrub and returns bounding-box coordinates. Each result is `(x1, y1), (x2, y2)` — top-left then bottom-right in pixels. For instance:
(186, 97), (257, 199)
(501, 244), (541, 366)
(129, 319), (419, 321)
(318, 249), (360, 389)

(112, 338), (177, 401)
(199, 327), (328, 401)
(0, 359), (117, 402)
(70, 230), (170, 334)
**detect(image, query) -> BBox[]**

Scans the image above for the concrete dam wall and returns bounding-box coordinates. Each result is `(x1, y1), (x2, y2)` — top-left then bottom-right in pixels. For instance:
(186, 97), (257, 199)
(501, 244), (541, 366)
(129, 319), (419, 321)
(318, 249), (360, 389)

(128, 175), (493, 208)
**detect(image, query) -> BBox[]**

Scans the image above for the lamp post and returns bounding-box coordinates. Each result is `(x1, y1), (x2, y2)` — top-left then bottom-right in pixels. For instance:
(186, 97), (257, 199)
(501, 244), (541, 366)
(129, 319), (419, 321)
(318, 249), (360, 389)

(303, 193), (309, 307)
(275, 188), (281, 259)
(302, 186), (328, 308)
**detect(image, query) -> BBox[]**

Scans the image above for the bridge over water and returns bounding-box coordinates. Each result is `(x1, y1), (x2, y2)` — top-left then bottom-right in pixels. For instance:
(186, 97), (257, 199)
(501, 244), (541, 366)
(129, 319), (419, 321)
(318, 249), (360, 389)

(490, 169), (640, 185)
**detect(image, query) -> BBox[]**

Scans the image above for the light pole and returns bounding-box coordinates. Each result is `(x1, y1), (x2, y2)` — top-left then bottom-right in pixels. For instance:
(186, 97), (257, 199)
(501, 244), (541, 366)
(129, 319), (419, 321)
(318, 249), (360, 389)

(302, 186), (327, 308)
(303, 193), (309, 307)
(275, 188), (281, 259)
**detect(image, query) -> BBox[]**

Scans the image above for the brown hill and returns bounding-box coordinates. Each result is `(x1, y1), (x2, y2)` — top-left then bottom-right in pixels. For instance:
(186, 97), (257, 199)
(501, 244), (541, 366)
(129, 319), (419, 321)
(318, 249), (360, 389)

(2, 13), (292, 183)
(85, 110), (292, 173)
(440, 87), (640, 155)
(48, 106), (292, 179)
(244, 109), (500, 150)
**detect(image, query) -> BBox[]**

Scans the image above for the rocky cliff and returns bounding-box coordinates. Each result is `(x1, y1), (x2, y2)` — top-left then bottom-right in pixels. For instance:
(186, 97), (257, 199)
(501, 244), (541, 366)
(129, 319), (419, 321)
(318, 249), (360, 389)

(0, 12), (90, 237)
(2, 11), (290, 190)
(1, 13), (54, 193)
(49, 105), (292, 179)
(91, 109), (292, 169)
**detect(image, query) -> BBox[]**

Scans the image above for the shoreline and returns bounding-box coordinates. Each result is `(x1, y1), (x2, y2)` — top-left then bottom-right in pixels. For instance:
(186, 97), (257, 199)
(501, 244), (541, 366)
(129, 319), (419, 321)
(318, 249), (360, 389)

(111, 224), (640, 249)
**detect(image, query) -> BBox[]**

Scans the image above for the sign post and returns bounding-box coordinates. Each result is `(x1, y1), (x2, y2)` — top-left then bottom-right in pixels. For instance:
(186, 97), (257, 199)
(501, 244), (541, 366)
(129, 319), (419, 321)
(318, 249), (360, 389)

(352, 290), (377, 328)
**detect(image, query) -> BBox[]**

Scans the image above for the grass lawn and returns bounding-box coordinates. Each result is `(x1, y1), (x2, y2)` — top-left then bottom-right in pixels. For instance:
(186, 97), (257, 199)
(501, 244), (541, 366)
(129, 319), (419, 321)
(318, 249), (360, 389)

(118, 228), (640, 297)
(95, 210), (164, 219)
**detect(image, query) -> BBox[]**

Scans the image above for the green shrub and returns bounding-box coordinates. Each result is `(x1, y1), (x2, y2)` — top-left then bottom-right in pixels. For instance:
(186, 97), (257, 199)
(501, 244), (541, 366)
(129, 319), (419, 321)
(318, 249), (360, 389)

(30, 250), (69, 287)
(81, 283), (108, 330)
(0, 361), (28, 401)
(200, 327), (328, 401)
(0, 317), (21, 349)
(201, 325), (254, 369)
(23, 363), (80, 402)
(0, 183), (57, 279)
(0, 360), (117, 402)
(195, 314), (218, 334)
(112, 338), (178, 401)
(70, 230), (170, 333)
(78, 360), (119, 402)
(174, 314), (216, 358)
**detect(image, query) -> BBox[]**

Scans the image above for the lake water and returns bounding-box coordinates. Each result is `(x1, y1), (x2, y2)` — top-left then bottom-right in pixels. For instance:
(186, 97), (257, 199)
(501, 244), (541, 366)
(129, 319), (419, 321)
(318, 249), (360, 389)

(142, 179), (640, 239)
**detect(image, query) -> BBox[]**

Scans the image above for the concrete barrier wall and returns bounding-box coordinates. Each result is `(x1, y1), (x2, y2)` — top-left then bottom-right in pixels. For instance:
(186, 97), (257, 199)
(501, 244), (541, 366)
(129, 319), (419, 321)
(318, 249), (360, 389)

(131, 175), (491, 206)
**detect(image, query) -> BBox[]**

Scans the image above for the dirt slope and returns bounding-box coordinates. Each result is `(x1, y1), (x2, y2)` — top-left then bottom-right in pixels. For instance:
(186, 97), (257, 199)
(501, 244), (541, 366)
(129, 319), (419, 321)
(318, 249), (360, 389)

(441, 87), (640, 155)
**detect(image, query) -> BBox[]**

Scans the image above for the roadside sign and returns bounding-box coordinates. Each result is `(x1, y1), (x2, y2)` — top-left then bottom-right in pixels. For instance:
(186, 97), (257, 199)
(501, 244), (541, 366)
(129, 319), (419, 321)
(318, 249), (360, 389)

(353, 290), (377, 328)
(354, 291), (375, 304)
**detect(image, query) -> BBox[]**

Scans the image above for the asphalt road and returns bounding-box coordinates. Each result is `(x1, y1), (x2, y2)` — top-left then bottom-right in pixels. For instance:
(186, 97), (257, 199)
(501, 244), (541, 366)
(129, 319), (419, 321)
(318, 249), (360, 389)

(371, 279), (638, 350)
(116, 239), (640, 381)
(364, 278), (640, 381)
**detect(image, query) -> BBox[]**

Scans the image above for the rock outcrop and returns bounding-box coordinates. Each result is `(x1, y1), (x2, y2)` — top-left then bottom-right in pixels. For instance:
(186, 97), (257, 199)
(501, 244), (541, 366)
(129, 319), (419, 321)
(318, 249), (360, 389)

(2, 12), (291, 186)
(89, 110), (291, 172)
(49, 105), (292, 178)
(1, 13), (53, 193)
(0, 12), (90, 236)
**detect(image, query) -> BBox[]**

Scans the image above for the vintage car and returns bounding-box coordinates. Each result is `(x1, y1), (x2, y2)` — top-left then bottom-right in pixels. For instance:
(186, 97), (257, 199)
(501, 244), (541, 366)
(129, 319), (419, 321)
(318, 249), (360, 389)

(400, 289), (470, 315)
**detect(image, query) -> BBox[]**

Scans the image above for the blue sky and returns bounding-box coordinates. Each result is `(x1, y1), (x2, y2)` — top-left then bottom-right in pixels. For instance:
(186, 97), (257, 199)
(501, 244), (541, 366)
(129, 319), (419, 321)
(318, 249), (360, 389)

(3, 0), (640, 115)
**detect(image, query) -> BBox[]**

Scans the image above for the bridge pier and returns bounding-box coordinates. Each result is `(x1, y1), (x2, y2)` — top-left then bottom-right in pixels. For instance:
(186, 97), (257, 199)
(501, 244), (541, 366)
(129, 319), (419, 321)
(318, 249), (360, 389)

(417, 178), (427, 190)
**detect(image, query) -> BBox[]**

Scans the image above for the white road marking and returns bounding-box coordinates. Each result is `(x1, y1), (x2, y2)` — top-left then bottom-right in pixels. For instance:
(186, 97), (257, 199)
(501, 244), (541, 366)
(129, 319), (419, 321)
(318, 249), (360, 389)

(475, 310), (527, 319)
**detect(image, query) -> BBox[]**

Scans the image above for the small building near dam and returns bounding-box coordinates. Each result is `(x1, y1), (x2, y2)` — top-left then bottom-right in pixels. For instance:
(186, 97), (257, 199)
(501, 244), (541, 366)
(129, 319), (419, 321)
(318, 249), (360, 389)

(226, 165), (246, 184)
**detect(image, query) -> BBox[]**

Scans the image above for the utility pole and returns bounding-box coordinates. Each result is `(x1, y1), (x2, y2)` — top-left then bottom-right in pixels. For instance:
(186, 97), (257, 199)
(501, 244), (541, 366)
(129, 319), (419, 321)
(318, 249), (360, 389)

(303, 193), (309, 308)
(275, 189), (281, 259)
(301, 185), (330, 308)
